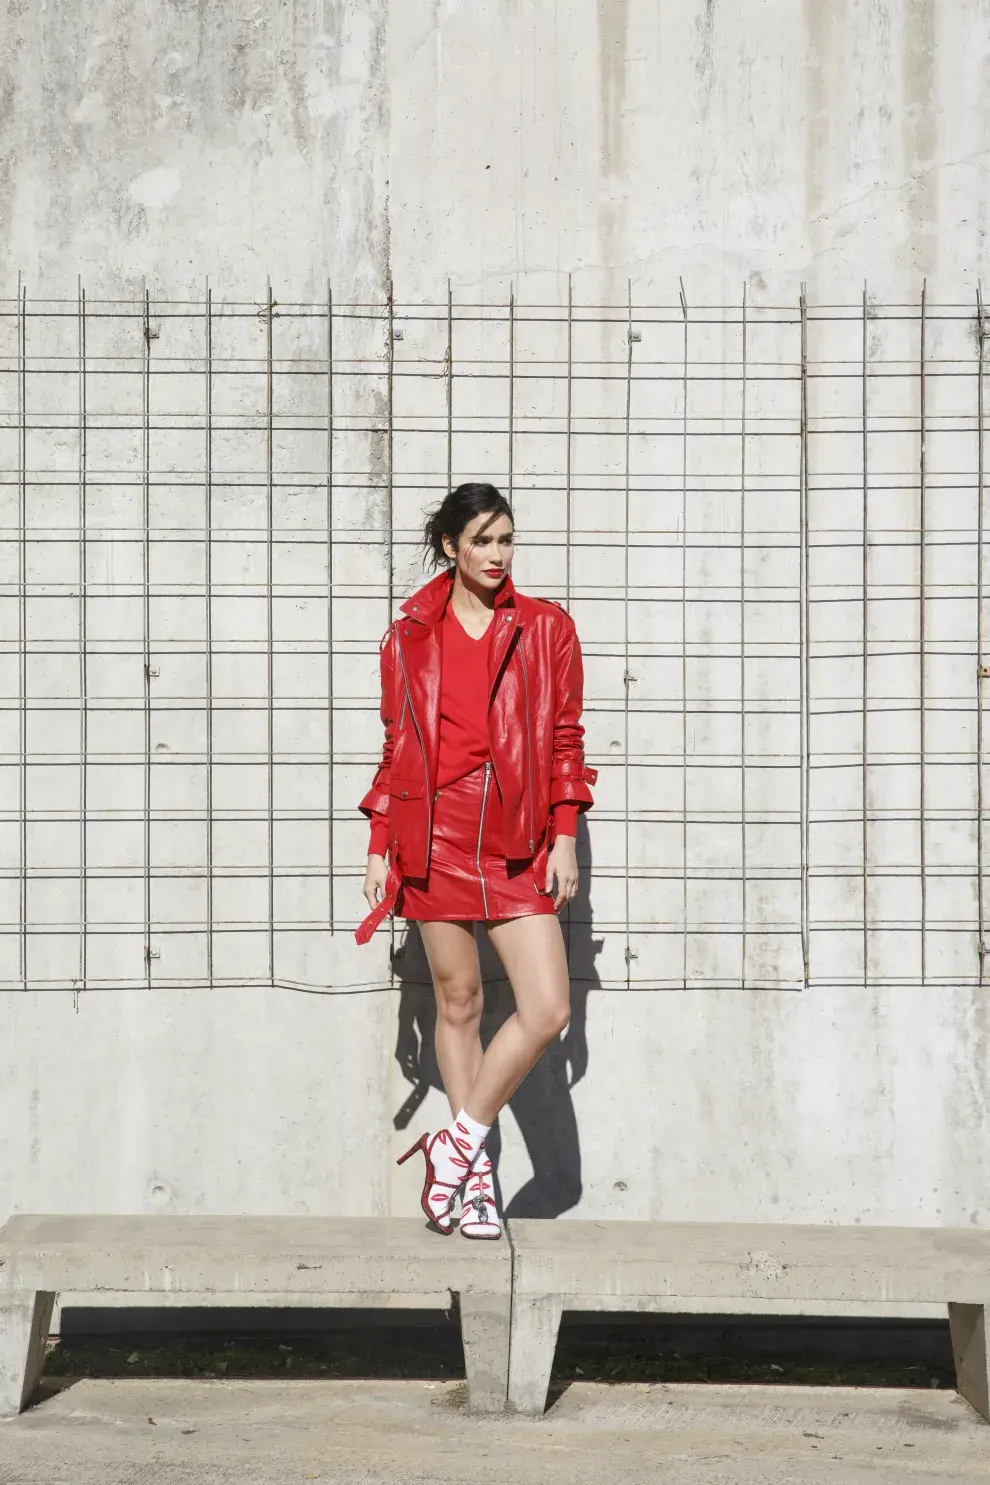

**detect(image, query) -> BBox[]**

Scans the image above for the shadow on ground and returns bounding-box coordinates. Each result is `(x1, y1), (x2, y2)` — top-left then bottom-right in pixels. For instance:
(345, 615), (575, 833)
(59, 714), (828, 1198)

(49, 1311), (956, 1391)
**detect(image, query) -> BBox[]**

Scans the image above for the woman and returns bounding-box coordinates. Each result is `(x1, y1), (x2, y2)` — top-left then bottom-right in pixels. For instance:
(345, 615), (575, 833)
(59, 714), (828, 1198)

(356, 484), (596, 1239)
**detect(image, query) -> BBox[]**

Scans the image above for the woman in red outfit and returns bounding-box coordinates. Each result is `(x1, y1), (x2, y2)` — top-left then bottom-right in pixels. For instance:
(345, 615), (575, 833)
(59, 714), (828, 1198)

(356, 484), (596, 1240)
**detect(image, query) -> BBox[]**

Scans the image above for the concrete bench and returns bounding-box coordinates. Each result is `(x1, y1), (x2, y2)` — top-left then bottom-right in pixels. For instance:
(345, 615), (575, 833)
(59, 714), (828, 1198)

(507, 1219), (990, 1420)
(0, 1215), (511, 1415)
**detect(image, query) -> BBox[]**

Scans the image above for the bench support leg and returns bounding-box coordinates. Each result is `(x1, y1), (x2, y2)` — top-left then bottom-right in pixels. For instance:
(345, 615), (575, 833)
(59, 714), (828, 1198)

(458, 1291), (510, 1414)
(948, 1302), (990, 1423)
(508, 1294), (562, 1415)
(0, 1292), (56, 1417)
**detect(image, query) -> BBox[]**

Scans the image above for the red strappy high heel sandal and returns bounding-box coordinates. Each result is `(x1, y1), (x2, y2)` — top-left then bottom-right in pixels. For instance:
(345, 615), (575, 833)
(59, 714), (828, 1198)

(396, 1128), (471, 1235)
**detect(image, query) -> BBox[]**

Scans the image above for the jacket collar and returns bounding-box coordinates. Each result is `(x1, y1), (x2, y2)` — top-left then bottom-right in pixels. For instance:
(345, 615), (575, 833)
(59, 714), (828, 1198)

(400, 569), (518, 628)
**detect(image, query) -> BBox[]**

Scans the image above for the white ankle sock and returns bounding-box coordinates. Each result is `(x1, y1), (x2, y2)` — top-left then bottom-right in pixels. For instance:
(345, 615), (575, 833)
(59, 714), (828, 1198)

(450, 1107), (490, 1165)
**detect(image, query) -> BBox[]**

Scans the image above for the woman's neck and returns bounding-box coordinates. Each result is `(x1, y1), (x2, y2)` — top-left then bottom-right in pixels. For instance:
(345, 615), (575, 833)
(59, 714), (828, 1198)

(449, 570), (496, 617)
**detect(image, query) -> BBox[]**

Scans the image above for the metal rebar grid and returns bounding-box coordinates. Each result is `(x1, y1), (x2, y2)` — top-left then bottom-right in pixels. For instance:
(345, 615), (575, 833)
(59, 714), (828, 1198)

(860, 286), (870, 986)
(0, 290), (985, 992)
(977, 284), (987, 985)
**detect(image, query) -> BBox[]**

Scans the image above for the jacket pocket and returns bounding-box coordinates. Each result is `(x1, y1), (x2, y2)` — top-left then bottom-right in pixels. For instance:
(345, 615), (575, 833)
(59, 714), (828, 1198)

(389, 778), (425, 802)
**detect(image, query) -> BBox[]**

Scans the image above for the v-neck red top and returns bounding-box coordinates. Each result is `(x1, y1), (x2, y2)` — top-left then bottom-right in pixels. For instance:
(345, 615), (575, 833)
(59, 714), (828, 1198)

(367, 604), (577, 856)
(436, 605), (494, 789)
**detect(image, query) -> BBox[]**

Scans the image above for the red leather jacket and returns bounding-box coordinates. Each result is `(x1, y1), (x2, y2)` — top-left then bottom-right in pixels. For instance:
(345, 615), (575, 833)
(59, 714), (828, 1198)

(355, 571), (596, 940)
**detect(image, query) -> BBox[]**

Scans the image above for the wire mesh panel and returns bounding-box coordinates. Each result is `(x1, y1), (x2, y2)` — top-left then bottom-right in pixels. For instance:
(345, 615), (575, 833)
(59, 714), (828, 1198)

(0, 287), (985, 992)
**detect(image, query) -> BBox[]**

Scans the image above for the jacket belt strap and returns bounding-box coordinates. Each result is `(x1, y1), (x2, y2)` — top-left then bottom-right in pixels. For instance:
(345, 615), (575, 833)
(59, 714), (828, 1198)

(551, 759), (598, 784)
(354, 862), (402, 946)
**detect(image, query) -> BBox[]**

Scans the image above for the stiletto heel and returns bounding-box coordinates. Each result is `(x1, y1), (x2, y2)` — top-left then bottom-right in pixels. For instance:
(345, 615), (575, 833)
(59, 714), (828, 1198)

(396, 1129), (470, 1234)
(397, 1135), (427, 1167)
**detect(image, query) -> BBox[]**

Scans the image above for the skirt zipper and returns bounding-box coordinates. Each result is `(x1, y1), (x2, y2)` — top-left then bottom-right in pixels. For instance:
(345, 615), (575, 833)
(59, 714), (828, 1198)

(476, 761), (492, 919)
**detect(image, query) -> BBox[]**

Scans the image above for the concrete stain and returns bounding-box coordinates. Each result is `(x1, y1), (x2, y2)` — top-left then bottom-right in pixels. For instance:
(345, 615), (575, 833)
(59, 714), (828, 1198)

(803, 0), (845, 238)
(28, 1081), (40, 1165)
(695, 0), (717, 102)
(597, 0), (628, 180)
(903, 0), (937, 276)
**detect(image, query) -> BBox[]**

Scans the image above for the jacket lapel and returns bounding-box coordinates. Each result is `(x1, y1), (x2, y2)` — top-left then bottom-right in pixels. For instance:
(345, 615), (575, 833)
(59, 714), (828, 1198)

(488, 607), (520, 700)
(397, 571), (521, 761)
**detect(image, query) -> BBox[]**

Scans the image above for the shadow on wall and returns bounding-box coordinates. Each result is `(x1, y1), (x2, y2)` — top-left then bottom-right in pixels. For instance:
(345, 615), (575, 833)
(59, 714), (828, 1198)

(390, 815), (602, 1219)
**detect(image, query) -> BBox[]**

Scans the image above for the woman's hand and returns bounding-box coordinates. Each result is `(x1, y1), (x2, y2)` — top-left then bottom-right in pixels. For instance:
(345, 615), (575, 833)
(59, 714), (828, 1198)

(364, 853), (388, 912)
(545, 836), (579, 912)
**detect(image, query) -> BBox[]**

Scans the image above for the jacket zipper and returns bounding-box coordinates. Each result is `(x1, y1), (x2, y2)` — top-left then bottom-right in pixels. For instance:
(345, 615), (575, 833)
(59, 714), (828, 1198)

(396, 632), (433, 868)
(518, 644), (536, 852)
(476, 761), (492, 919)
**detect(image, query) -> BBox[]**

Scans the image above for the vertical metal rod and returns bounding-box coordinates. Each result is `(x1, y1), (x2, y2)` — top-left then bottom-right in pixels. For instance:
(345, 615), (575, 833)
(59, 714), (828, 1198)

(141, 286), (152, 988)
(976, 289), (988, 982)
(508, 286), (515, 506)
(446, 280), (453, 496)
(623, 282), (634, 989)
(799, 287), (811, 988)
(386, 283), (396, 973)
(918, 281), (928, 984)
(861, 285), (870, 987)
(679, 278), (689, 989)
(77, 279), (88, 993)
(265, 280), (275, 984)
(386, 282), (395, 625)
(565, 274), (574, 609)
(977, 285), (987, 986)
(740, 285), (748, 989)
(564, 277), (575, 962)
(17, 276), (27, 988)
(205, 283), (214, 983)
(326, 282), (334, 932)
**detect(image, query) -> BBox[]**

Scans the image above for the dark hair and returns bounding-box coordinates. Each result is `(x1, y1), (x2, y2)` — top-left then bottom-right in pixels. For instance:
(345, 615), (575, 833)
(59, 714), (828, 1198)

(423, 483), (514, 569)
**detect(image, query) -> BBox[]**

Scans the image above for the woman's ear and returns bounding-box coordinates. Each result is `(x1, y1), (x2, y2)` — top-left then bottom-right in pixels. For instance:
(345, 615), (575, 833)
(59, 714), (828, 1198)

(441, 535), (457, 563)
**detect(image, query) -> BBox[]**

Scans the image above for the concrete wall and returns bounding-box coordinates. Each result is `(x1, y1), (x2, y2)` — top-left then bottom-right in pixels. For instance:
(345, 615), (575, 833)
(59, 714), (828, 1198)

(2, 0), (990, 1237)
(4, 1), (990, 302)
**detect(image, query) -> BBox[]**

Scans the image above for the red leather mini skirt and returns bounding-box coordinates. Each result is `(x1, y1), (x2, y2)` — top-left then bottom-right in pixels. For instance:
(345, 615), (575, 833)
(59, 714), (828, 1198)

(399, 762), (555, 923)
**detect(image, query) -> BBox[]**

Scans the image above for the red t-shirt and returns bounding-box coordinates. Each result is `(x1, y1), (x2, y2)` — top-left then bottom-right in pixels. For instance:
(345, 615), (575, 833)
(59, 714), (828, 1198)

(368, 604), (578, 855)
(437, 605), (493, 788)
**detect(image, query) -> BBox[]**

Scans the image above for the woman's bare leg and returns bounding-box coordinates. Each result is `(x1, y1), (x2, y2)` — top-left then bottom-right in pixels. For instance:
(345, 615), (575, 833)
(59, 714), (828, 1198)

(418, 920), (484, 1116)
(460, 914), (570, 1126)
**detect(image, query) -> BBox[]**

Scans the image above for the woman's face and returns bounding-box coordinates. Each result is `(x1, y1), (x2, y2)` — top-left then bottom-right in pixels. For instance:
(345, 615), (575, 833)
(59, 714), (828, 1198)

(444, 511), (515, 592)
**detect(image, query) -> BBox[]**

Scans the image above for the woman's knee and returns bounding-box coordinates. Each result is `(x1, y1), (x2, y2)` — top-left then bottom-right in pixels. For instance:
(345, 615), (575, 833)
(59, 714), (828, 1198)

(434, 973), (483, 1029)
(520, 1000), (570, 1046)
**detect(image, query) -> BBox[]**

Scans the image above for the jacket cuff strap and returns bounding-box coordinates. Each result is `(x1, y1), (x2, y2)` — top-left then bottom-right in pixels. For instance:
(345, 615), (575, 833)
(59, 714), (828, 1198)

(354, 863), (401, 945)
(551, 760), (598, 784)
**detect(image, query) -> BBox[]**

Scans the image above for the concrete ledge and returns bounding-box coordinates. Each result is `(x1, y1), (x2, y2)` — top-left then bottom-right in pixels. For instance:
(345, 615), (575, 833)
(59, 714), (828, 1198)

(506, 1219), (990, 1419)
(0, 1216), (510, 1416)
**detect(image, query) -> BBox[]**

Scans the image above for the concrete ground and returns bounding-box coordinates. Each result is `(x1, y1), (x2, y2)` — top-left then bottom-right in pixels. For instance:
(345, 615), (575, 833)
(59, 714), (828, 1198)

(0, 1378), (987, 1484)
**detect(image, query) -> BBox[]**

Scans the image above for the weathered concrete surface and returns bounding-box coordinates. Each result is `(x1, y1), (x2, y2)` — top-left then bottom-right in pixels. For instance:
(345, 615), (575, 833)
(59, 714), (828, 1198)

(3, 1), (989, 299)
(0, 1217), (511, 1416)
(4, 985), (988, 1252)
(1, 1378), (988, 1484)
(0, 0), (391, 301)
(505, 1219), (990, 1416)
(508, 1219), (990, 1304)
(0, 1215), (510, 1297)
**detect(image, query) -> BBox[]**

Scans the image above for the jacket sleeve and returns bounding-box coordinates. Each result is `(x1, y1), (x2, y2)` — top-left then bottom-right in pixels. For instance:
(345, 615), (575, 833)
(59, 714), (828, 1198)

(549, 613), (598, 811)
(367, 813), (390, 857)
(358, 626), (397, 824)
